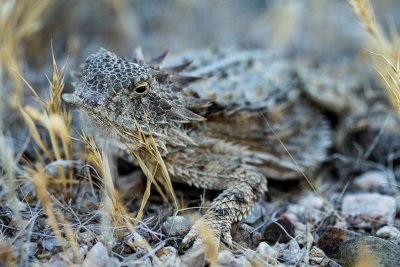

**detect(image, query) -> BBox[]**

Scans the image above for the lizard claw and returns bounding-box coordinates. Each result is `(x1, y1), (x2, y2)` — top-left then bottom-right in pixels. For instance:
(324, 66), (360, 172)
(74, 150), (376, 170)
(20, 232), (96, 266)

(221, 225), (233, 246)
(180, 214), (232, 251)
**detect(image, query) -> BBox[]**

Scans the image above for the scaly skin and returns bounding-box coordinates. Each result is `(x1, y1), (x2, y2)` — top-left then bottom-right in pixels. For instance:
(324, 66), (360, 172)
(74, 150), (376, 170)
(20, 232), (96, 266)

(62, 48), (332, 248)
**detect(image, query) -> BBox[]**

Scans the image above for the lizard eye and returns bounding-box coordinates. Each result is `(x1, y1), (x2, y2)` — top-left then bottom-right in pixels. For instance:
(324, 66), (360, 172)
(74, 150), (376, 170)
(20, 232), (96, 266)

(132, 82), (150, 95)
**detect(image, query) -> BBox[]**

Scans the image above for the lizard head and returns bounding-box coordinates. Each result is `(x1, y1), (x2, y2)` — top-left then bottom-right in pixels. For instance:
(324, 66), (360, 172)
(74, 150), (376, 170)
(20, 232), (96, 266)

(63, 48), (209, 149)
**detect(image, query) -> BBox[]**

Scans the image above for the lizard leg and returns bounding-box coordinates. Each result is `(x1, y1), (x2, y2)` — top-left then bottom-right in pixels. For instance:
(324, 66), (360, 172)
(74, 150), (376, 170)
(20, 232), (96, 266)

(166, 137), (268, 248)
(181, 169), (267, 248)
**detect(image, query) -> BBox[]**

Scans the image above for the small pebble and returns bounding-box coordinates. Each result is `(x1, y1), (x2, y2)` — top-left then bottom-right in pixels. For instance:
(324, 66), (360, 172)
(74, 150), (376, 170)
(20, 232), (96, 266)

(218, 250), (235, 266)
(286, 204), (324, 223)
(277, 239), (302, 264)
(232, 223), (262, 249)
(353, 171), (389, 192)
(162, 215), (192, 236)
(264, 218), (295, 243)
(157, 246), (179, 264)
(256, 242), (278, 259)
(82, 242), (110, 267)
(376, 226), (400, 239)
(78, 229), (97, 246)
(42, 238), (62, 252)
(341, 193), (395, 228)
(298, 193), (325, 209)
(180, 245), (206, 267)
(233, 256), (252, 267)
(157, 246), (177, 257)
(309, 246), (340, 267)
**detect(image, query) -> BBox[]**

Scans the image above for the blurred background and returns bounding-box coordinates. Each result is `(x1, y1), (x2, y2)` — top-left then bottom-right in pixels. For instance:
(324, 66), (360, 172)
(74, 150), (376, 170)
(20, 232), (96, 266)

(3, 0), (400, 67)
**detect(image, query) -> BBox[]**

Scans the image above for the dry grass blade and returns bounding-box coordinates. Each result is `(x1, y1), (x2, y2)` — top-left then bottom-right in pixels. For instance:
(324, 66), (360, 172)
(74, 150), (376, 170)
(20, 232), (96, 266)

(30, 167), (82, 263)
(17, 47), (74, 191)
(18, 104), (53, 160)
(79, 133), (156, 257)
(125, 114), (178, 223)
(0, 0), (53, 105)
(349, 0), (400, 114)
(47, 43), (68, 114)
(348, 0), (391, 51)
(13, 46), (85, 263)
(196, 222), (218, 266)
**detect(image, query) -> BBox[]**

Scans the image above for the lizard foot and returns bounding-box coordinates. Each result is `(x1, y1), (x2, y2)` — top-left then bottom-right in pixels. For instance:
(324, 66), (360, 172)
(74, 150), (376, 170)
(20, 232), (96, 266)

(180, 213), (233, 251)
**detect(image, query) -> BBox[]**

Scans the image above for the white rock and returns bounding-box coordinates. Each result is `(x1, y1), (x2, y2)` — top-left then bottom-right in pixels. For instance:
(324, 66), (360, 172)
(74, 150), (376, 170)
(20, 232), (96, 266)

(218, 250), (235, 266)
(298, 193), (325, 209)
(376, 226), (400, 239)
(233, 256), (252, 267)
(82, 242), (110, 267)
(342, 193), (395, 228)
(353, 171), (389, 191)
(256, 242), (278, 259)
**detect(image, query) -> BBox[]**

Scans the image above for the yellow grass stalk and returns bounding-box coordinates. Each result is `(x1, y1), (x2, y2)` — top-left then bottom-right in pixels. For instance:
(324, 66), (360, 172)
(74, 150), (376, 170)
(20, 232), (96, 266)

(196, 222), (218, 266)
(31, 168), (82, 263)
(127, 114), (178, 224)
(80, 133), (156, 257)
(0, 0), (52, 105)
(17, 47), (73, 191)
(18, 105), (52, 160)
(349, 0), (400, 114)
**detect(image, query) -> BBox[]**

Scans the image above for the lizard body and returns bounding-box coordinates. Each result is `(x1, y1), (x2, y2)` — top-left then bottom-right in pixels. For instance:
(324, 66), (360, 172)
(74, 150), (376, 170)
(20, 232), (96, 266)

(62, 48), (349, 247)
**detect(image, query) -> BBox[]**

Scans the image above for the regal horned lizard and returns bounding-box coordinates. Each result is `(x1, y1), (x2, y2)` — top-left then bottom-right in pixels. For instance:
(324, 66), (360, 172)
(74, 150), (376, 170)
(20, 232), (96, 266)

(62, 48), (332, 247)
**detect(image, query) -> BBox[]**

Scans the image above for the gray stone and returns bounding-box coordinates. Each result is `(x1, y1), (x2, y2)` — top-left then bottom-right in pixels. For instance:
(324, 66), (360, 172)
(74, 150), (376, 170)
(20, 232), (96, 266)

(218, 250), (235, 266)
(162, 215), (192, 237)
(338, 235), (400, 267)
(243, 203), (264, 224)
(232, 223), (262, 249)
(181, 245), (206, 267)
(264, 218), (295, 243)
